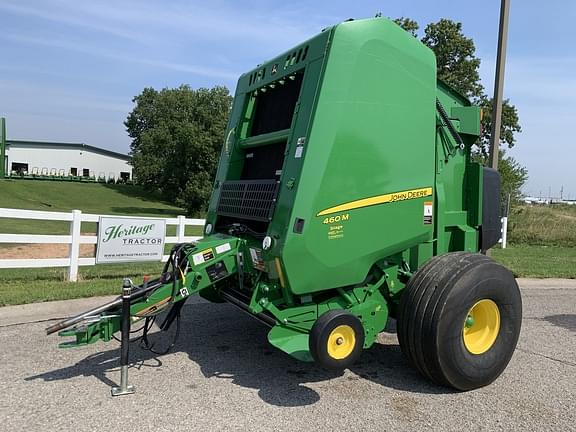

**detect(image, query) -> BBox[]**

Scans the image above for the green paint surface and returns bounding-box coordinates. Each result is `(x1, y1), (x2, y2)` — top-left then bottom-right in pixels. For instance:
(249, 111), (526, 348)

(50, 17), (489, 362)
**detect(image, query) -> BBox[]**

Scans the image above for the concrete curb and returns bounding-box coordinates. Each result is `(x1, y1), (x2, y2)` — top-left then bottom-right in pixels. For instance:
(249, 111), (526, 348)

(516, 278), (576, 289)
(0, 295), (117, 327)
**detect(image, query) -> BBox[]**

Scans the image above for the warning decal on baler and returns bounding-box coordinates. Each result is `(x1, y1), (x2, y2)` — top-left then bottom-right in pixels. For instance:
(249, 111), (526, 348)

(192, 248), (215, 265)
(316, 187), (433, 216)
(249, 247), (266, 271)
(215, 243), (231, 254)
(424, 201), (433, 224)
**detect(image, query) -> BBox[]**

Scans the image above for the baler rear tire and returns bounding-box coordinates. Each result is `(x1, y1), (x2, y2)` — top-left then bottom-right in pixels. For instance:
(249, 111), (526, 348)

(397, 252), (522, 391)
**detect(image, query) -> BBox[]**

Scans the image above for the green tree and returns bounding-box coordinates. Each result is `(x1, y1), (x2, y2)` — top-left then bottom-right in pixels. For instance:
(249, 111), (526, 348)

(498, 152), (528, 205)
(125, 85), (232, 215)
(473, 151), (528, 206)
(478, 97), (521, 156)
(422, 19), (484, 99)
(393, 17), (419, 37)
(394, 16), (527, 201)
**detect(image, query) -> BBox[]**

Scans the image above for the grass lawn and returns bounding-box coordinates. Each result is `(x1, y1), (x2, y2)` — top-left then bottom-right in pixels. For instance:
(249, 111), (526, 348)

(491, 245), (576, 279)
(0, 179), (203, 305)
(0, 179), (190, 235)
(507, 204), (576, 247)
(0, 262), (166, 306)
(0, 245), (573, 306)
(1, 181), (574, 306)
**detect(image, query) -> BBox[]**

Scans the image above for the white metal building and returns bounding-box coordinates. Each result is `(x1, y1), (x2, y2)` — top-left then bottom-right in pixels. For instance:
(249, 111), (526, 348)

(4, 140), (132, 180)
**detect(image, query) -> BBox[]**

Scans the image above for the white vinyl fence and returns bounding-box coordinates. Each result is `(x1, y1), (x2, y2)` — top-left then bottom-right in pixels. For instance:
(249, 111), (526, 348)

(0, 208), (509, 282)
(0, 208), (205, 281)
(500, 216), (508, 249)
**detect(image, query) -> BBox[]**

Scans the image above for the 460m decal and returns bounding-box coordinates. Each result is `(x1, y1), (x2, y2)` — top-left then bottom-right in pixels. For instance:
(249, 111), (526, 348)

(322, 213), (349, 224)
(317, 187), (433, 217)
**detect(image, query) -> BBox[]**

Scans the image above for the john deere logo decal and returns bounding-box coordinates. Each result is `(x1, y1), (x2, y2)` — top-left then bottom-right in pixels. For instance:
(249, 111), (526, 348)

(317, 187), (433, 216)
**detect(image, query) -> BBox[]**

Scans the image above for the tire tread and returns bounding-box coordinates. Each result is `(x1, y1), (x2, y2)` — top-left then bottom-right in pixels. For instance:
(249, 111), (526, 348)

(398, 252), (505, 388)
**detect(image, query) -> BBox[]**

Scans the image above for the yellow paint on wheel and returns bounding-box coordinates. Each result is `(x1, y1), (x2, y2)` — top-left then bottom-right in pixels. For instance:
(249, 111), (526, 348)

(327, 325), (356, 359)
(463, 299), (501, 354)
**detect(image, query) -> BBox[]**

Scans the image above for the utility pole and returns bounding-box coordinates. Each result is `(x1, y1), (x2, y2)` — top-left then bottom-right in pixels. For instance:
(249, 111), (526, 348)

(488, 0), (511, 171)
(486, 0), (511, 256)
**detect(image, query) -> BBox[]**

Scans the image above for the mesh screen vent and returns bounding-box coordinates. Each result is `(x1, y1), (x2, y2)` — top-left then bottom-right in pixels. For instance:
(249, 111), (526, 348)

(217, 180), (280, 222)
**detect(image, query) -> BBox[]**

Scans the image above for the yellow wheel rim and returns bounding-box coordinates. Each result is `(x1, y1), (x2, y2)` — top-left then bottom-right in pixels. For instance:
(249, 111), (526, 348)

(463, 299), (501, 355)
(327, 325), (356, 360)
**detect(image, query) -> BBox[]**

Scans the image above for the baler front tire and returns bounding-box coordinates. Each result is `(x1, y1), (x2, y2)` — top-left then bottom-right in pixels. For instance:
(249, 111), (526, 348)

(309, 310), (364, 370)
(397, 252), (522, 391)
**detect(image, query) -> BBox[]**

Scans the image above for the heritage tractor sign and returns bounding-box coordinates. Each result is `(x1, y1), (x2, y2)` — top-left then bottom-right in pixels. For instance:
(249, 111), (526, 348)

(96, 217), (166, 263)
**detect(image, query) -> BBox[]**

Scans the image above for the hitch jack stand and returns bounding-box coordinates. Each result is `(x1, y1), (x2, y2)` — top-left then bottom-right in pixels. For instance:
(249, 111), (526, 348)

(112, 278), (136, 396)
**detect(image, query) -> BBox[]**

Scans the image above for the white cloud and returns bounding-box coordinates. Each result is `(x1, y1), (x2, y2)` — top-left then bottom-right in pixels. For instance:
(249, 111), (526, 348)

(0, 1), (151, 44)
(0, 0), (326, 49)
(2, 33), (239, 80)
(0, 79), (132, 114)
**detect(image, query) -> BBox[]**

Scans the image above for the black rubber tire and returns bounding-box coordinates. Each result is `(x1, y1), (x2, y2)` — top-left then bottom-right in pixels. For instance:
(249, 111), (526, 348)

(397, 252), (522, 391)
(309, 310), (365, 370)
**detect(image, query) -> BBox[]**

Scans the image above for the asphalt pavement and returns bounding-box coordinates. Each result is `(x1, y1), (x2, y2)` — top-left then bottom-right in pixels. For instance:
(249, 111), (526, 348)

(0, 278), (574, 432)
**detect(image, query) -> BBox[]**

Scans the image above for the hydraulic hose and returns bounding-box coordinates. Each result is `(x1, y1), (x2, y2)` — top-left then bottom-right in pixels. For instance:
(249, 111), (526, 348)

(46, 279), (163, 335)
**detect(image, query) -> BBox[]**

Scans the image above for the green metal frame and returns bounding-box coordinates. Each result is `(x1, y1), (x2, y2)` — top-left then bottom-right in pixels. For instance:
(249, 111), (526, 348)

(55, 17), (484, 365)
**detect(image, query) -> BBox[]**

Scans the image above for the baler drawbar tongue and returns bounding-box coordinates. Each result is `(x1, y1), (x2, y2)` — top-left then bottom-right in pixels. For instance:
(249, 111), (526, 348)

(45, 278), (163, 336)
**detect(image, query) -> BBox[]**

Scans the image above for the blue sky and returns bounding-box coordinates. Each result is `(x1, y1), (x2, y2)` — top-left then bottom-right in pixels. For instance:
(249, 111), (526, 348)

(1, 0), (574, 198)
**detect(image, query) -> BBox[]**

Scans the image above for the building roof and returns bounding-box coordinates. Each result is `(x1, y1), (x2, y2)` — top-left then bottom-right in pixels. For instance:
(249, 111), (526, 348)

(6, 140), (131, 161)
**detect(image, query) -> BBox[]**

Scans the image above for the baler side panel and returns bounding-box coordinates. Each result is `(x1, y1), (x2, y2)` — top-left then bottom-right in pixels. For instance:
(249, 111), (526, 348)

(283, 19), (437, 295)
(205, 31), (332, 234)
(267, 56), (330, 249)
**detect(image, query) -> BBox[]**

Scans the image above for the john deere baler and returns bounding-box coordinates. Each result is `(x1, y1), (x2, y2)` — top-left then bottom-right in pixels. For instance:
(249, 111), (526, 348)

(48, 17), (521, 392)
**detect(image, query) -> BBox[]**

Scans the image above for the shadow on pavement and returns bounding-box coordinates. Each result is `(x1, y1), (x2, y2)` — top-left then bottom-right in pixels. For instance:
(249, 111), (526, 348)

(26, 345), (163, 388)
(542, 314), (576, 333)
(27, 301), (454, 406)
